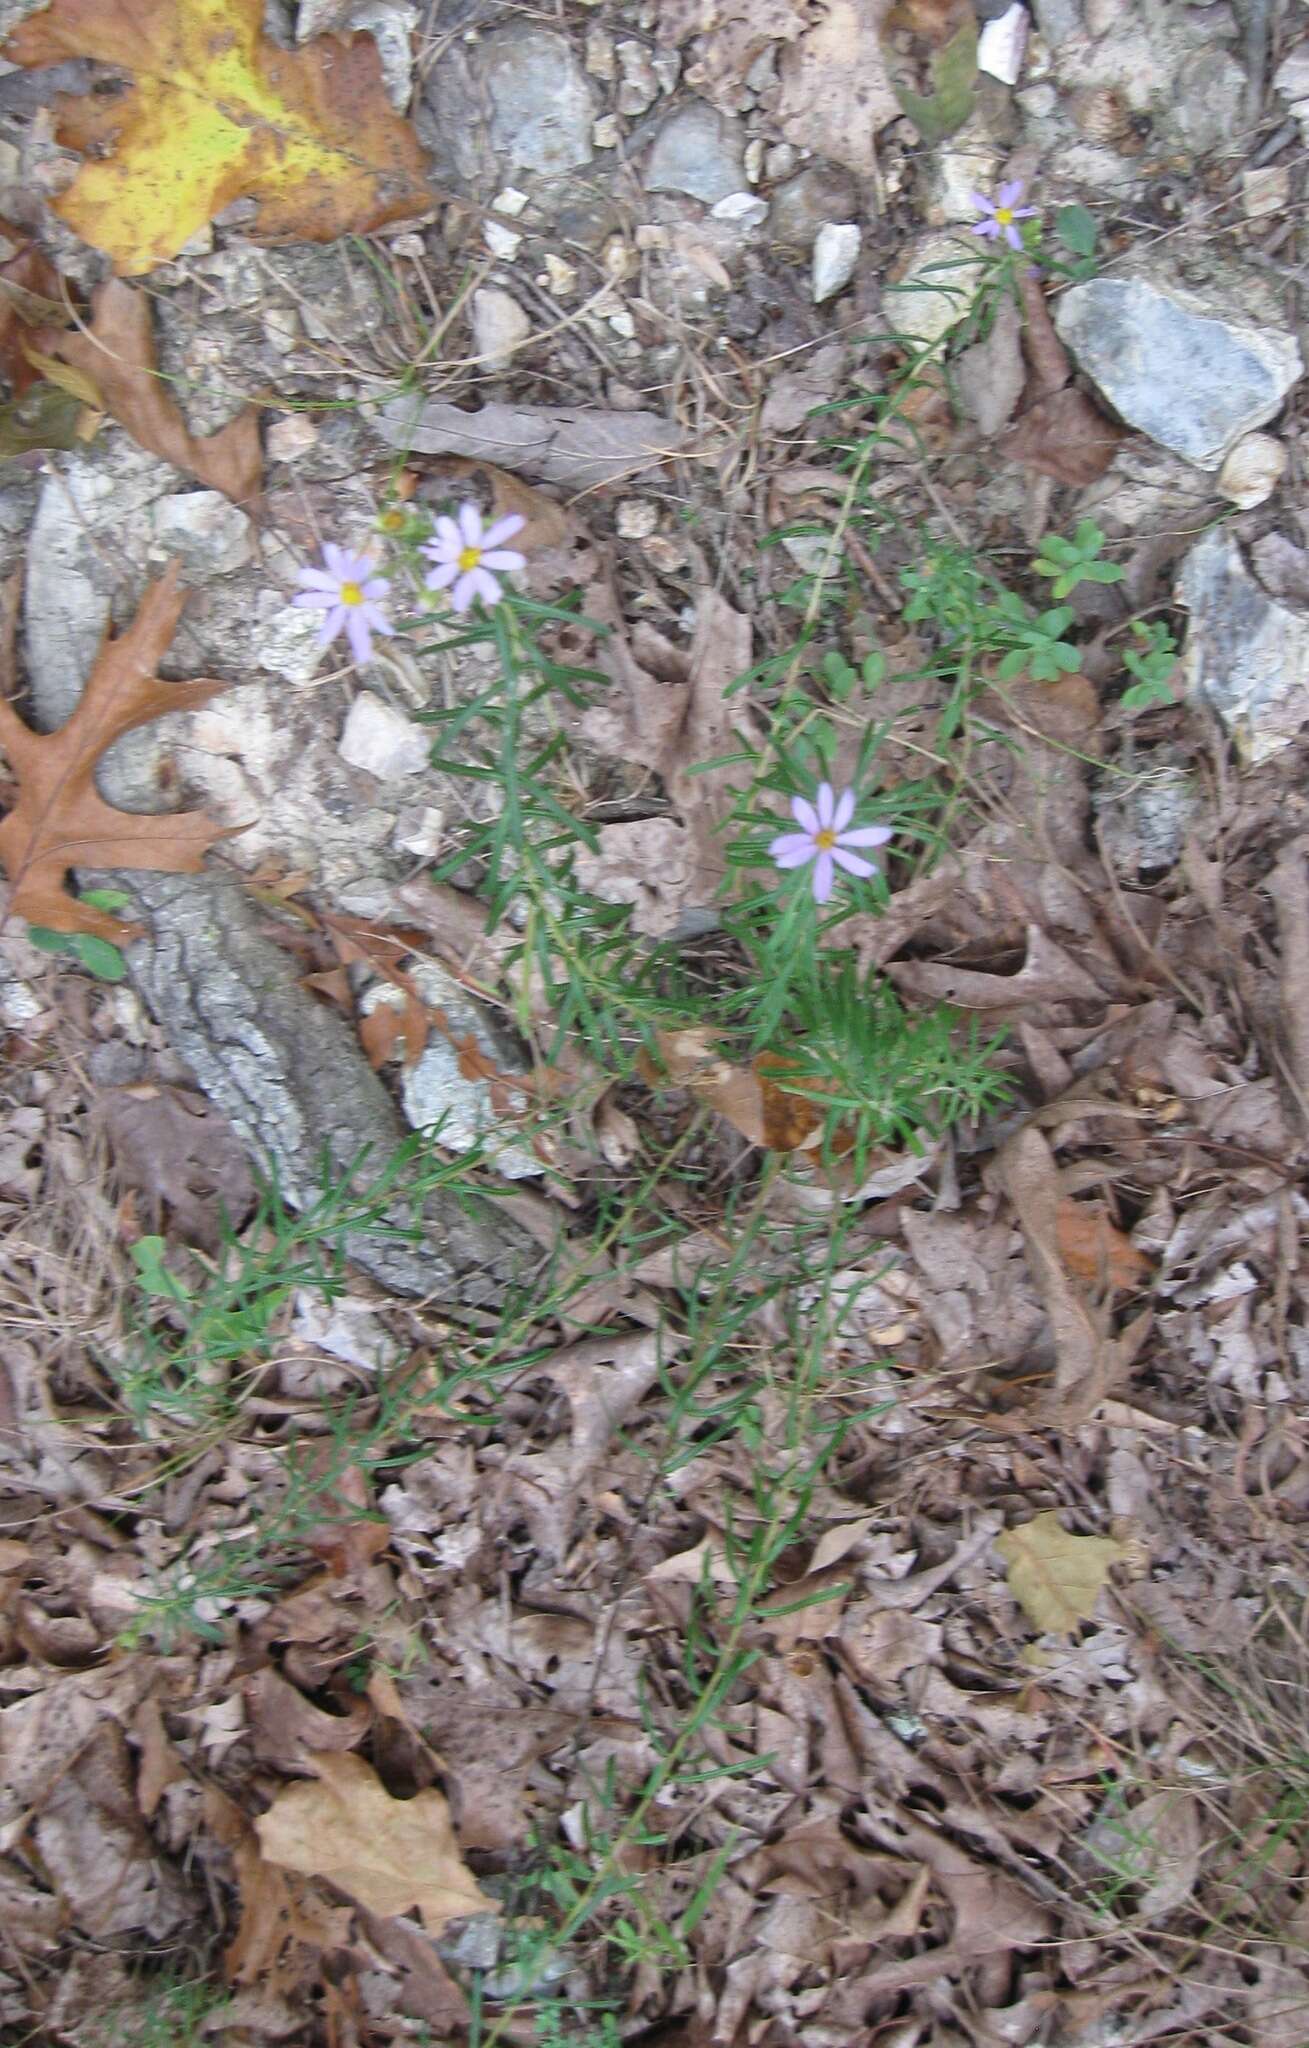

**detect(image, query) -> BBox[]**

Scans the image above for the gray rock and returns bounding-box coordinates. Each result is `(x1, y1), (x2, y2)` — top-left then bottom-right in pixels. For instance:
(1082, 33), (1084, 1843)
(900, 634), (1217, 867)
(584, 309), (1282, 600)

(483, 25), (594, 174)
(885, 234), (985, 351)
(149, 492), (253, 577)
(383, 964), (541, 1180)
(1095, 754), (1196, 876)
(1171, 46), (1246, 156)
(338, 694), (431, 779)
(1178, 529), (1309, 763)
(20, 461), (531, 1302)
(811, 223), (861, 304)
(768, 163), (858, 251)
(1055, 274), (1303, 470)
(643, 102), (744, 204)
(470, 284), (531, 369)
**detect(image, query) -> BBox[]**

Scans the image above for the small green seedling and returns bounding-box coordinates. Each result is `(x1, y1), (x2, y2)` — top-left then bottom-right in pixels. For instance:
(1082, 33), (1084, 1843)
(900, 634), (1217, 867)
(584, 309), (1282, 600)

(1120, 618), (1180, 711)
(1033, 520), (1124, 600)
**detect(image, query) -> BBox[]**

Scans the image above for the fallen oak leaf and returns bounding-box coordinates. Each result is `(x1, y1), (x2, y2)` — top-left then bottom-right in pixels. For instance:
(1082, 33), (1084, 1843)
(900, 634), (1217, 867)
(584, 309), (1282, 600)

(254, 1751), (497, 1936)
(33, 279), (262, 505)
(996, 1512), (1126, 1633)
(0, 562), (233, 941)
(4, 0), (431, 276)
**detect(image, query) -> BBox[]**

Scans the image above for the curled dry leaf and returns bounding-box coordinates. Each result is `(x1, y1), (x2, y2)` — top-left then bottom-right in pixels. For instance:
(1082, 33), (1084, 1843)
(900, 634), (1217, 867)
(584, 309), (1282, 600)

(3, 0), (431, 275)
(999, 1124), (1125, 1422)
(96, 1080), (257, 1250)
(0, 563), (231, 941)
(1005, 273), (1125, 486)
(34, 279), (262, 505)
(996, 1512), (1126, 1633)
(254, 1751), (497, 1936)
(380, 393), (689, 490)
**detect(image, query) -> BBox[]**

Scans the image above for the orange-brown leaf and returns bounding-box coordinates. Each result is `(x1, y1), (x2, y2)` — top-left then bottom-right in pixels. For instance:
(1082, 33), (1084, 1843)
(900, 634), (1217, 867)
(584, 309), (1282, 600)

(34, 280), (262, 506)
(0, 224), (65, 395)
(0, 563), (231, 941)
(1055, 1200), (1150, 1292)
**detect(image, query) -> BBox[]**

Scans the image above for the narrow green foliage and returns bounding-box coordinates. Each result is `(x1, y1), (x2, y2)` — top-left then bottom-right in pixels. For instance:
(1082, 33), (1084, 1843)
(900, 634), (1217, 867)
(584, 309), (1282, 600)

(1120, 617), (1180, 711)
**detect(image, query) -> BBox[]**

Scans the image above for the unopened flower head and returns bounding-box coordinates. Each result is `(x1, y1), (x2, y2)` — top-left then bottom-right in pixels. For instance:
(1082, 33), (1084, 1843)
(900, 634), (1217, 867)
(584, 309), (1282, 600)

(769, 782), (893, 905)
(970, 179), (1038, 252)
(422, 501), (527, 614)
(293, 543), (393, 664)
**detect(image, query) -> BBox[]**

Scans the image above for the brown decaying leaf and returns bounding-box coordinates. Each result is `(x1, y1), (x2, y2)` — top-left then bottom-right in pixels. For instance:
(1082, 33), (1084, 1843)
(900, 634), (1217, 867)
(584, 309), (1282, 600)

(419, 456), (572, 553)
(0, 222), (64, 395)
(1055, 1198), (1150, 1292)
(774, 0), (901, 177)
(33, 279), (262, 505)
(97, 1080), (257, 1250)
(1266, 837), (1309, 1127)
(648, 1026), (838, 1152)
(254, 1751), (497, 1936)
(0, 562), (232, 941)
(382, 394), (689, 490)
(1004, 273), (1125, 485)
(998, 1124), (1122, 1423)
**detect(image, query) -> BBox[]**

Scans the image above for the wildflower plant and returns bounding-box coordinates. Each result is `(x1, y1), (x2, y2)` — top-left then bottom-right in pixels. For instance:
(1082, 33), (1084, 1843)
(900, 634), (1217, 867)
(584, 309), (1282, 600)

(294, 542), (393, 663)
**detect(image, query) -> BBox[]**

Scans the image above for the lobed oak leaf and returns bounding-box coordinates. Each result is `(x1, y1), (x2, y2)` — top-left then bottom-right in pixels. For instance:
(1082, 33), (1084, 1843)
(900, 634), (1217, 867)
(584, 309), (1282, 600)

(4, 0), (432, 276)
(33, 280), (262, 506)
(0, 563), (232, 942)
(996, 1512), (1125, 1634)
(254, 1751), (497, 1936)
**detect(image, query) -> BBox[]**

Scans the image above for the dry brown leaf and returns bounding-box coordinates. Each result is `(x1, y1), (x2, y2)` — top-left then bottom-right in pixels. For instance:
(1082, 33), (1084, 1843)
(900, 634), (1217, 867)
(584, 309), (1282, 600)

(648, 1026), (833, 1151)
(1005, 386), (1126, 488)
(382, 394), (689, 490)
(1055, 1199), (1150, 1292)
(1266, 837), (1309, 1127)
(774, 0), (900, 176)
(34, 280), (262, 504)
(0, 223), (65, 395)
(255, 1751), (498, 1935)
(32, 1720), (193, 1938)
(421, 456), (573, 554)
(999, 1124), (1122, 1422)
(97, 1081), (256, 1250)
(888, 923), (1107, 1011)
(0, 563), (231, 941)
(1017, 270), (1071, 401)
(996, 1512), (1126, 1633)
(245, 1669), (369, 1774)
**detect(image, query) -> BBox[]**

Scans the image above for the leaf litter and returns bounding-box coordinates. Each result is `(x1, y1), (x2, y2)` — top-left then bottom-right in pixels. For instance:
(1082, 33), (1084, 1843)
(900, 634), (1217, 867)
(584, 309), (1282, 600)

(2, 5), (1309, 2045)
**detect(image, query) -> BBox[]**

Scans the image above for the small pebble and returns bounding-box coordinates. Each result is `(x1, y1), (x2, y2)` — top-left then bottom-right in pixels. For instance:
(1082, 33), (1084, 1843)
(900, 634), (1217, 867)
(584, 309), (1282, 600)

(389, 232), (427, 260)
(471, 285), (530, 368)
(1217, 431), (1287, 509)
(616, 499), (660, 539)
(266, 414), (319, 462)
(593, 113), (621, 149)
(1241, 165), (1290, 220)
(744, 138), (765, 184)
(976, 1), (1028, 84)
(811, 221), (861, 303)
(540, 253), (578, 295)
(484, 221), (522, 260)
(764, 143), (797, 179)
(712, 191), (769, 229)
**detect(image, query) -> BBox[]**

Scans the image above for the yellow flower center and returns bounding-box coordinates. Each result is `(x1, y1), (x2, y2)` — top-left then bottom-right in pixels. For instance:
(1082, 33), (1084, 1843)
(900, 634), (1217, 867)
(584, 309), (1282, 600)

(995, 206), (1014, 227)
(377, 509), (406, 533)
(457, 545), (483, 574)
(339, 580), (363, 606)
(814, 828), (837, 850)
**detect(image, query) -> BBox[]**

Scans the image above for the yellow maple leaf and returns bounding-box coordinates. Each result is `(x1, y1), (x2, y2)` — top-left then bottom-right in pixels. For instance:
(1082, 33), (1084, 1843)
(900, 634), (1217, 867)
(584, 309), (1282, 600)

(4, 0), (431, 275)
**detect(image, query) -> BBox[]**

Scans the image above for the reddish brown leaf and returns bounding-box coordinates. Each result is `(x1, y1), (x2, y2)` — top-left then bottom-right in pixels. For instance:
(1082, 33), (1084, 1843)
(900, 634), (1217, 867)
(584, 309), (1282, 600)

(0, 224), (65, 395)
(33, 279), (262, 505)
(1055, 1199), (1150, 1292)
(1005, 386), (1126, 487)
(0, 563), (231, 940)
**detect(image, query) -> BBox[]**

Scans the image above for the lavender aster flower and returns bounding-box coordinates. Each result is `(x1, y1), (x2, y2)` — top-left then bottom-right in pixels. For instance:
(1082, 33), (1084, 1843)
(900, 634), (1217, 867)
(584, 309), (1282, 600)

(422, 501), (527, 613)
(293, 543), (393, 664)
(769, 782), (893, 905)
(970, 180), (1038, 252)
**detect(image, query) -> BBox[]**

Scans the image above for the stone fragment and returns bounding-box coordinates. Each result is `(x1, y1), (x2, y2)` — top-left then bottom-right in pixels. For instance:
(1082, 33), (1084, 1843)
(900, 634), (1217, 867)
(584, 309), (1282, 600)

(615, 499), (659, 540)
(811, 223), (861, 304)
(483, 26), (594, 174)
(1178, 529), (1309, 763)
(1274, 42), (1309, 133)
(886, 234), (985, 350)
(1054, 274), (1302, 470)
(976, 3), (1028, 84)
(540, 254), (578, 296)
(615, 38), (660, 115)
(391, 804), (446, 858)
(1217, 432), (1287, 510)
(768, 163), (857, 250)
(711, 191), (769, 230)
(922, 132), (1002, 225)
(339, 694), (431, 779)
(150, 492), (253, 576)
(388, 963), (540, 1178)
(643, 103), (744, 204)
(471, 285), (531, 368)
(1240, 165), (1289, 220)
(593, 114), (621, 149)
